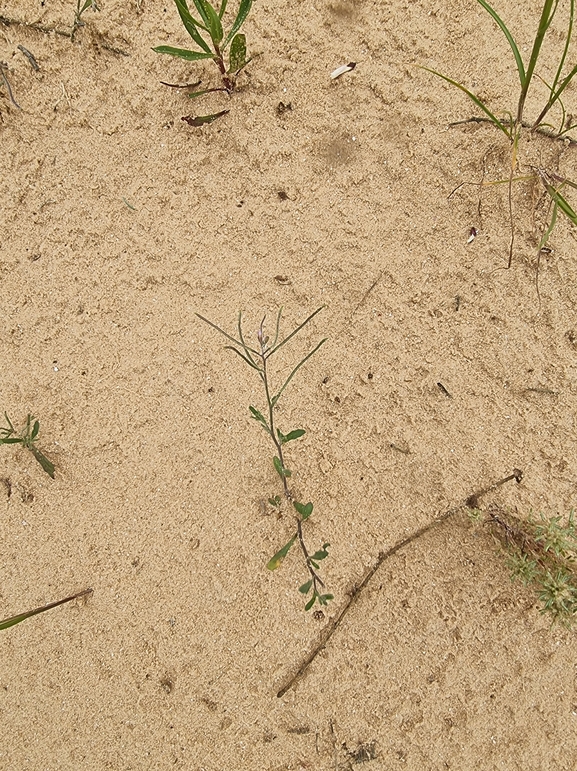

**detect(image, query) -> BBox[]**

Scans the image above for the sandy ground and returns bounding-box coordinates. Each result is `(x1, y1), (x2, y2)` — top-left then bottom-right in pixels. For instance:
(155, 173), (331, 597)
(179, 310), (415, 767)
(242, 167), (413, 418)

(1, 0), (577, 768)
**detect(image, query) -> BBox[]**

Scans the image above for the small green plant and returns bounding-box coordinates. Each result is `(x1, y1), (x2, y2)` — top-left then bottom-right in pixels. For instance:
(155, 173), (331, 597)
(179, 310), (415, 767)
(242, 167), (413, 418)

(72, 0), (99, 41)
(0, 588), (92, 630)
(154, 0), (252, 104)
(197, 307), (334, 611)
(0, 413), (55, 478)
(422, 0), (577, 266)
(471, 507), (577, 625)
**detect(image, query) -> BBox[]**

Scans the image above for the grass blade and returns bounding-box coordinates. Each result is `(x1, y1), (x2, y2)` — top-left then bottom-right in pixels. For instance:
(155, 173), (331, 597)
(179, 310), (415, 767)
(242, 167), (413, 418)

(153, 45), (214, 61)
(540, 173), (577, 225)
(218, 0), (228, 18)
(476, 0), (526, 86)
(0, 589), (92, 631)
(173, 0), (212, 50)
(223, 0), (252, 48)
(204, 0), (224, 45)
(191, 0), (211, 28)
(518, 0), (557, 123)
(419, 66), (512, 139)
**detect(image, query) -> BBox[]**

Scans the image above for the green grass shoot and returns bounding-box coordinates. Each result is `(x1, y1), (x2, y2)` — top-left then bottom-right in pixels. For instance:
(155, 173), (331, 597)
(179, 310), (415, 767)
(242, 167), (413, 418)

(154, 0), (253, 94)
(197, 307), (333, 611)
(0, 588), (93, 631)
(0, 413), (55, 478)
(422, 0), (577, 262)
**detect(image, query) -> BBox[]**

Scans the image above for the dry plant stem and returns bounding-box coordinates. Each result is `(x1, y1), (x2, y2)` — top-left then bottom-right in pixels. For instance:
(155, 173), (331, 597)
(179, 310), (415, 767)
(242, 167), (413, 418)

(277, 469), (523, 697)
(0, 15), (129, 56)
(0, 64), (21, 109)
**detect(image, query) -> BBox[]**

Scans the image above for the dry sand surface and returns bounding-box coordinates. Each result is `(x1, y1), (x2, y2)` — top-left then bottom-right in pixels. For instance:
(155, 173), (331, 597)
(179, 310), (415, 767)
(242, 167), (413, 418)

(1, 0), (577, 768)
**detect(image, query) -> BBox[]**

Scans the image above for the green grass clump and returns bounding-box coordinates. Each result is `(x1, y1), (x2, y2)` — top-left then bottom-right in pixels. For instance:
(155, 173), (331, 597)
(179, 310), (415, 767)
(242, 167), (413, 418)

(154, 0), (252, 99)
(197, 307), (333, 611)
(472, 507), (577, 625)
(422, 0), (577, 264)
(0, 413), (55, 478)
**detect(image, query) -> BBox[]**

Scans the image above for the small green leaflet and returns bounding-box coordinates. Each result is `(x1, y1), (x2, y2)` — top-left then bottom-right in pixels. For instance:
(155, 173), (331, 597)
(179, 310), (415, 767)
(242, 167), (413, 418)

(293, 501), (313, 520)
(277, 428), (305, 445)
(305, 595), (316, 611)
(249, 406), (270, 431)
(267, 535), (296, 570)
(299, 579), (313, 594)
(273, 456), (291, 478)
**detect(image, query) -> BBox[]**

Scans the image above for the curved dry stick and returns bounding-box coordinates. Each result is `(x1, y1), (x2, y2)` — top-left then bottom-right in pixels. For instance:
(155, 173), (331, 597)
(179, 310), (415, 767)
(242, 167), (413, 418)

(276, 469), (523, 697)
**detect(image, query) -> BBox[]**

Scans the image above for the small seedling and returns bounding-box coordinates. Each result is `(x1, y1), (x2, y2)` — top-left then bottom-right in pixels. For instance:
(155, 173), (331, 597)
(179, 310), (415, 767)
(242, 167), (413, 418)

(72, 0), (99, 41)
(0, 588), (92, 630)
(154, 0), (252, 123)
(197, 307), (333, 610)
(422, 0), (577, 272)
(0, 413), (55, 478)
(471, 507), (577, 625)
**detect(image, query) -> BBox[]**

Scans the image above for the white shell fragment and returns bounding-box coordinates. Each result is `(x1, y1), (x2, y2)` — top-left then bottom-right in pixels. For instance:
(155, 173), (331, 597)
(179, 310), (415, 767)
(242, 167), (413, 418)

(330, 62), (357, 80)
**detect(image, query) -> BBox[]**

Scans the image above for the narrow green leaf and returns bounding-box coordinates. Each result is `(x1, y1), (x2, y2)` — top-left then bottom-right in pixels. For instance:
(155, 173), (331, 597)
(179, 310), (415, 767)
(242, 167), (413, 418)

(266, 535), (296, 570)
(30, 446), (55, 479)
(419, 66), (512, 139)
(172, 0), (212, 52)
(299, 580), (313, 594)
(0, 437), (22, 445)
(218, 0), (228, 18)
(188, 88), (224, 99)
(310, 560), (319, 570)
(228, 33), (246, 73)
(31, 420), (40, 441)
(249, 405), (270, 430)
(475, 0), (526, 86)
(319, 593), (334, 605)
(542, 178), (577, 225)
(304, 594), (316, 611)
(191, 0), (211, 27)
(0, 589), (92, 631)
(293, 501), (313, 520)
(202, 0), (224, 44)
(223, 0), (252, 48)
(153, 45), (214, 61)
